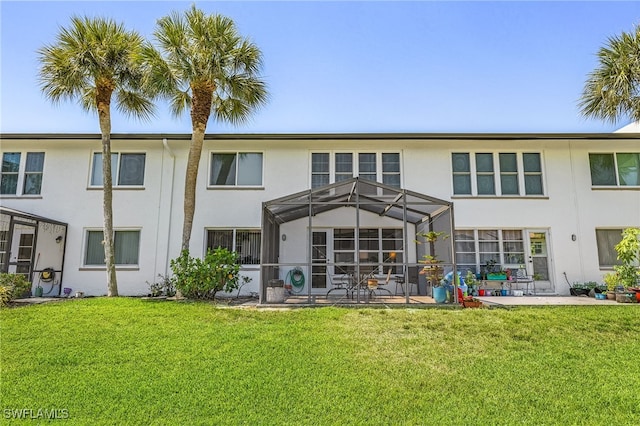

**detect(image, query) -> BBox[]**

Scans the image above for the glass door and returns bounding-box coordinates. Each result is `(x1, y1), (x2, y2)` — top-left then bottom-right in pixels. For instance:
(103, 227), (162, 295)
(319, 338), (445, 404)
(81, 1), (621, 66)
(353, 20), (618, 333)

(8, 224), (35, 280)
(311, 231), (328, 289)
(525, 230), (552, 290)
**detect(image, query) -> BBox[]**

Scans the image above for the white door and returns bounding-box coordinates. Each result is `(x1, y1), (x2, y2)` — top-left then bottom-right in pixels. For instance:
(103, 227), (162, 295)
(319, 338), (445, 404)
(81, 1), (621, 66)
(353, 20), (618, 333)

(311, 230), (328, 290)
(8, 225), (35, 280)
(525, 230), (552, 291)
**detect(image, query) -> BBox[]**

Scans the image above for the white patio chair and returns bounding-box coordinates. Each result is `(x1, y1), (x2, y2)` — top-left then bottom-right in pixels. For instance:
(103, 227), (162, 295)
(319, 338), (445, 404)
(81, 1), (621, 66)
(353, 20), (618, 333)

(513, 268), (535, 295)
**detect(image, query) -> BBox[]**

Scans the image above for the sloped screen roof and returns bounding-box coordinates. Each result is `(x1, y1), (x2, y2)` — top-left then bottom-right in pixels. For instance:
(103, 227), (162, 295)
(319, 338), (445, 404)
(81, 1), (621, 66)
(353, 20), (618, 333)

(263, 178), (451, 225)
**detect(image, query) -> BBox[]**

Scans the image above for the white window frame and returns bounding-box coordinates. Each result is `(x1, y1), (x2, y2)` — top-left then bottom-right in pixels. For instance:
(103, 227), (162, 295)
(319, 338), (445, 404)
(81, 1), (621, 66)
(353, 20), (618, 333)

(451, 151), (545, 197)
(0, 151), (46, 197)
(208, 151), (264, 188)
(205, 228), (262, 266)
(88, 152), (146, 189)
(589, 152), (640, 188)
(454, 229), (527, 274)
(332, 227), (405, 275)
(81, 228), (141, 269)
(310, 151), (402, 188)
(594, 228), (637, 269)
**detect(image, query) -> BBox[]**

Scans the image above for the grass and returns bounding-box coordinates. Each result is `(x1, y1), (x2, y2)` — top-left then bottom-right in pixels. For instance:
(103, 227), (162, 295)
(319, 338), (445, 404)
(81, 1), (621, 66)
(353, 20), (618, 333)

(1, 298), (639, 425)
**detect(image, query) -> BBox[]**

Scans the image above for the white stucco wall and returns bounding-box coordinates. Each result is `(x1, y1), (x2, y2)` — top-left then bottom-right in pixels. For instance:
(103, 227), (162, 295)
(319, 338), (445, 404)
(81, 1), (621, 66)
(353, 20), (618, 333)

(1, 133), (638, 296)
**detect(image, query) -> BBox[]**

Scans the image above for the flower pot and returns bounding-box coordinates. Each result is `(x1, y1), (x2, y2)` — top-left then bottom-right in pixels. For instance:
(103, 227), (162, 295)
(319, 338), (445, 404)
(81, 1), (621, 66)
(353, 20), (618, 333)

(606, 291), (616, 300)
(433, 286), (446, 304)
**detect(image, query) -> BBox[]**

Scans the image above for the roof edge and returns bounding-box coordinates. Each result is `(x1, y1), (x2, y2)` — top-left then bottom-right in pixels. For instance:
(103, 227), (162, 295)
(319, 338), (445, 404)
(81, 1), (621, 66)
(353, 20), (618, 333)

(0, 131), (638, 141)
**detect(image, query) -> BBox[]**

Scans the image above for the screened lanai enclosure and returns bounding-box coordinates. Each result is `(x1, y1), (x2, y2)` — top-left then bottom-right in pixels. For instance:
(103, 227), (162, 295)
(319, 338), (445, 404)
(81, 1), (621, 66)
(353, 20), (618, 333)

(0, 207), (68, 297)
(260, 178), (457, 305)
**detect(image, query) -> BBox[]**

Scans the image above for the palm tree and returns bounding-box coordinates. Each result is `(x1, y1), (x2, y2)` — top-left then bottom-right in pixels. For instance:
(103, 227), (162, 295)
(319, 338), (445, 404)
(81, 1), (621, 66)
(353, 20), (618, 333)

(38, 16), (154, 296)
(579, 24), (640, 124)
(143, 5), (268, 252)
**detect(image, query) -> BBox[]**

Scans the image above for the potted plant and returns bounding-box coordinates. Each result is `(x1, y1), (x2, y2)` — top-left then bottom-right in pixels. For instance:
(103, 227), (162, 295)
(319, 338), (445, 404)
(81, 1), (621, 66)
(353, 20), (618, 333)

(603, 272), (619, 300)
(417, 231), (449, 303)
(465, 270), (478, 296)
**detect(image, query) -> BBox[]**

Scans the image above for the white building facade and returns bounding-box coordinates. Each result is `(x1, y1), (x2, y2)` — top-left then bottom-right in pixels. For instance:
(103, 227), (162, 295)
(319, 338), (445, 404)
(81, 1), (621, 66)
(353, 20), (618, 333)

(0, 131), (638, 298)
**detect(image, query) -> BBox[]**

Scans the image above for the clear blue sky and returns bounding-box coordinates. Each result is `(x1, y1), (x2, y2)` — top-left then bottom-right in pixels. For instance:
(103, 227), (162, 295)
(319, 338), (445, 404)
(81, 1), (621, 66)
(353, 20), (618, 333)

(1, 1), (639, 134)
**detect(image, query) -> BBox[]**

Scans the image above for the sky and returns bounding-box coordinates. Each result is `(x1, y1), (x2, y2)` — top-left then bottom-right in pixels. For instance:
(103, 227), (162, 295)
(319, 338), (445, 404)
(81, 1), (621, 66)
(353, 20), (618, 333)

(1, 1), (640, 135)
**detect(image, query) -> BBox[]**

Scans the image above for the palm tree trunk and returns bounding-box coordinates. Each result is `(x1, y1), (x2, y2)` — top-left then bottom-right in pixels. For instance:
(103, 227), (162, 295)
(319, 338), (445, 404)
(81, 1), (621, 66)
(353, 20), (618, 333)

(181, 129), (206, 252)
(181, 86), (213, 252)
(97, 83), (118, 297)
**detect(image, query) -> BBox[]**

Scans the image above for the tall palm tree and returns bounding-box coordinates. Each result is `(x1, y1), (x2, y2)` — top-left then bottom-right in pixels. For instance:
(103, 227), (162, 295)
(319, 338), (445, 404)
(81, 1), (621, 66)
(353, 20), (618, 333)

(143, 5), (268, 252)
(38, 16), (154, 296)
(579, 24), (640, 124)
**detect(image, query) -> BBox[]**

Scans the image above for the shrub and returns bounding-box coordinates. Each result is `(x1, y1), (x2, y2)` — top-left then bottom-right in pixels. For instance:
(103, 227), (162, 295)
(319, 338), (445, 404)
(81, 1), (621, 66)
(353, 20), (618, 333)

(145, 274), (176, 297)
(614, 227), (640, 288)
(0, 273), (31, 307)
(170, 248), (241, 300)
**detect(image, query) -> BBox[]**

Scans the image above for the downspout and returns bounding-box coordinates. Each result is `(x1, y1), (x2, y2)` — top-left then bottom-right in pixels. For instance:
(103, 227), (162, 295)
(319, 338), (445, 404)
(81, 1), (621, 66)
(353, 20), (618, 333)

(158, 138), (176, 277)
(568, 139), (585, 284)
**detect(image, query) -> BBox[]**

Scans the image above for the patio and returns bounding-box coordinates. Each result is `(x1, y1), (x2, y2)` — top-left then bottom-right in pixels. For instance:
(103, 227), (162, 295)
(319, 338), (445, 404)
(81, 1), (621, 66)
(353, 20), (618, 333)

(0, 207), (68, 296)
(260, 177), (458, 305)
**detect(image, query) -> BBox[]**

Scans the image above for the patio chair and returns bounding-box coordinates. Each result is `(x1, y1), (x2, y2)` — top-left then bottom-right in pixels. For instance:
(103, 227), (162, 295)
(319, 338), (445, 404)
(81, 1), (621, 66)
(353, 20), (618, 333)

(365, 269), (394, 299)
(513, 268), (535, 295)
(394, 266), (419, 296)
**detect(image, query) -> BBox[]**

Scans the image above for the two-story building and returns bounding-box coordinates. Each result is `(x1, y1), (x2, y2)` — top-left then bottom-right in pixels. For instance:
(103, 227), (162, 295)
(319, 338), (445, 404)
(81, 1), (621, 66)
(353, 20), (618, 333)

(1, 124), (638, 302)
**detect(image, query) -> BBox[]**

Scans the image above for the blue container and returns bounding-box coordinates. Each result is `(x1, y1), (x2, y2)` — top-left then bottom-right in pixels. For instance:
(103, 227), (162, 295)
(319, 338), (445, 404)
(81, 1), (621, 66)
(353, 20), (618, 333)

(500, 289), (509, 296)
(433, 286), (447, 303)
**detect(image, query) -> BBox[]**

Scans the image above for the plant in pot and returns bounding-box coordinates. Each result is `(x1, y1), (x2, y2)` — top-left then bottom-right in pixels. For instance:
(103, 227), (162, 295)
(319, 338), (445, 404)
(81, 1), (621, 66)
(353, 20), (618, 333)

(417, 231), (449, 303)
(603, 272), (620, 300)
(465, 270), (478, 296)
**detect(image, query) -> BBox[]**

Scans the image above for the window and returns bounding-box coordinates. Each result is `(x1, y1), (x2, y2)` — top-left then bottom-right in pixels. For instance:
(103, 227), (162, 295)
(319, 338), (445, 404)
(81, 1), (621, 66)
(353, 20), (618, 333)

(452, 152), (544, 196)
(1, 152), (45, 195)
(454, 229), (525, 274)
(333, 228), (404, 275)
(589, 153), (640, 187)
(311, 153), (330, 187)
(311, 152), (401, 188)
(595, 229), (624, 268)
(209, 152), (263, 187)
(84, 230), (140, 266)
(91, 153), (145, 187)
(0, 230), (8, 270)
(206, 229), (261, 265)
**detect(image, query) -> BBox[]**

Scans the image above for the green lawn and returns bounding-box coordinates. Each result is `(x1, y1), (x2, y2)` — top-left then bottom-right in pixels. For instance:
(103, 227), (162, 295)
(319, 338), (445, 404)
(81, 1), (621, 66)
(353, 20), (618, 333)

(1, 298), (639, 425)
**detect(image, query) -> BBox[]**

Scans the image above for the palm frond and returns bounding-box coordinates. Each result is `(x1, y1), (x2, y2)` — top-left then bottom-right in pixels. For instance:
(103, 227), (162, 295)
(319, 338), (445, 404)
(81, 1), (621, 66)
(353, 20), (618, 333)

(169, 90), (192, 118)
(38, 15), (156, 120)
(148, 5), (268, 126)
(115, 90), (156, 121)
(579, 24), (640, 124)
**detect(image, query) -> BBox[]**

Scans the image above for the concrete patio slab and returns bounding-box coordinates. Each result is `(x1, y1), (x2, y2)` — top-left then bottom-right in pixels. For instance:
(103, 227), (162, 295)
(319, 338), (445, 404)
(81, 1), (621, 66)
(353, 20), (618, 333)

(476, 295), (622, 306)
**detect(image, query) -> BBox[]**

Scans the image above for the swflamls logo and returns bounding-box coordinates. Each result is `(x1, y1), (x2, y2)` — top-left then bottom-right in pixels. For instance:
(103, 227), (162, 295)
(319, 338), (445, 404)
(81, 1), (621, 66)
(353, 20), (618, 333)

(3, 408), (69, 420)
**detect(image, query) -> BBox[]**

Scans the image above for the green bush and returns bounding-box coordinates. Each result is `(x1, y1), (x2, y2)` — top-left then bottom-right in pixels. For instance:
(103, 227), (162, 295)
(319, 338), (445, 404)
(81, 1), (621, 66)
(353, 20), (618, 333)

(170, 248), (241, 300)
(0, 273), (31, 307)
(614, 227), (640, 288)
(145, 274), (176, 297)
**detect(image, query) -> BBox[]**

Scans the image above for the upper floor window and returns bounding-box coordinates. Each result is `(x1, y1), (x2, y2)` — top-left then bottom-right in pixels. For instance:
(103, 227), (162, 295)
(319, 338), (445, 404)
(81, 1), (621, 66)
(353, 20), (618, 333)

(90, 153), (145, 187)
(311, 152), (401, 188)
(84, 229), (141, 266)
(589, 153), (640, 187)
(1, 152), (45, 195)
(209, 152), (263, 187)
(206, 229), (261, 265)
(452, 152), (543, 196)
